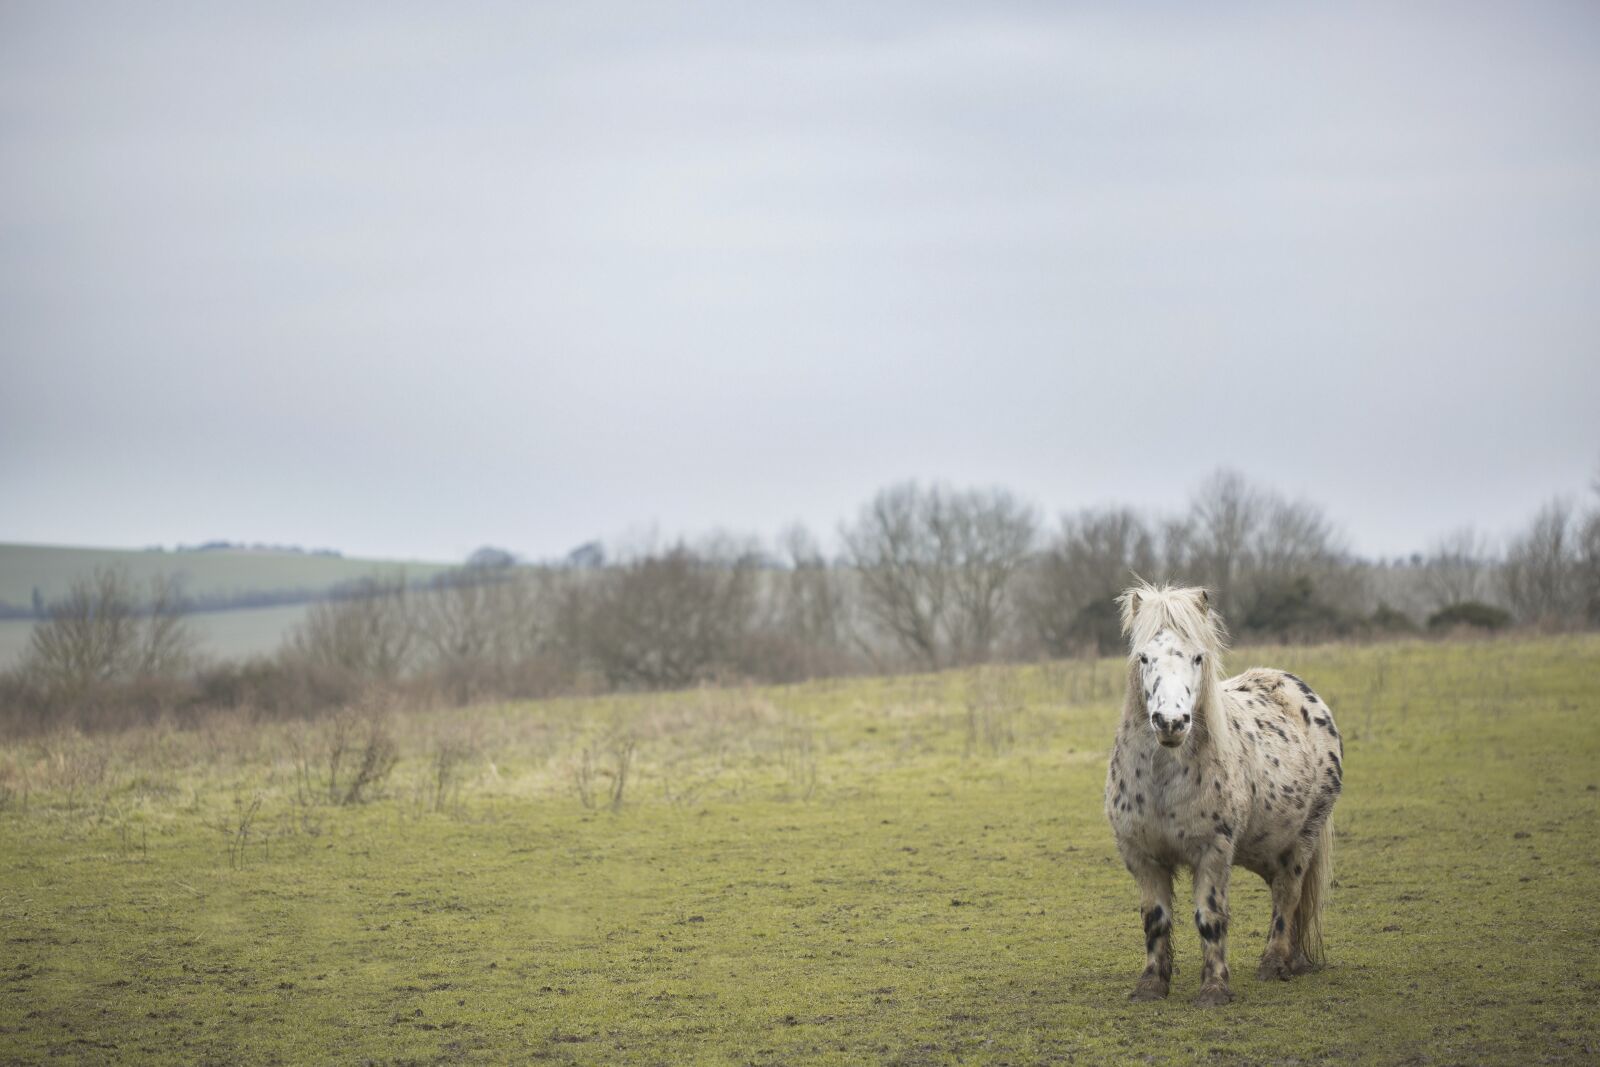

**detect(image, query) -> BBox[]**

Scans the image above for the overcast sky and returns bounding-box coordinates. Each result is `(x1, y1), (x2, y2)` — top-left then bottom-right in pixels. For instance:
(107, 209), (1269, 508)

(2, 2), (1597, 563)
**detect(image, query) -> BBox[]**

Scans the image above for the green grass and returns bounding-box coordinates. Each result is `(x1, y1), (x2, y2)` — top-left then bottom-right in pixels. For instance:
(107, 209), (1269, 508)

(2, 637), (1597, 1064)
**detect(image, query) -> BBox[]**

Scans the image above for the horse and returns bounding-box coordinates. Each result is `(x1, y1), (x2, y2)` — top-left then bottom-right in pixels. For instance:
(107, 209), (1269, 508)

(1104, 582), (1342, 1006)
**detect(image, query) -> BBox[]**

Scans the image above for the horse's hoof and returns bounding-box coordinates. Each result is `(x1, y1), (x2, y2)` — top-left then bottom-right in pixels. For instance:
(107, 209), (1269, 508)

(1193, 984), (1233, 1007)
(1129, 980), (1169, 1001)
(1288, 951), (1318, 976)
(1256, 956), (1293, 982)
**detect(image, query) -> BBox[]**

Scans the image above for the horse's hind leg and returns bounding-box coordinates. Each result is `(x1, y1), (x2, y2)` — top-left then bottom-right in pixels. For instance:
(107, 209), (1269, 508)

(1257, 867), (1304, 981)
(1128, 858), (1174, 1001)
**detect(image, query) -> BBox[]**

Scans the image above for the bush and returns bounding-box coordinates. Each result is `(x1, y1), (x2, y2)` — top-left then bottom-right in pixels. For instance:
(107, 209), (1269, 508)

(1427, 601), (1513, 632)
(1239, 576), (1353, 640)
(1368, 602), (1419, 634)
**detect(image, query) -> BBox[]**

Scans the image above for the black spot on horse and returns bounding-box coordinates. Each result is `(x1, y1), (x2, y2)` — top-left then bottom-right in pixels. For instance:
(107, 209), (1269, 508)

(1196, 914), (1227, 943)
(1278, 848), (1292, 869)
(1274, 915), (1286, 934)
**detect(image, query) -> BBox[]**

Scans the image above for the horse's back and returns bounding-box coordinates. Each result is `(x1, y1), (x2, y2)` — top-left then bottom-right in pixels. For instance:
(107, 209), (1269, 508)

(1224, 668), (1341, 754)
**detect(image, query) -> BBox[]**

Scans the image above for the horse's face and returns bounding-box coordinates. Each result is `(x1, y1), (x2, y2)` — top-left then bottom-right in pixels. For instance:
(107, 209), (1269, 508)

(1135, 627), (1204, 748)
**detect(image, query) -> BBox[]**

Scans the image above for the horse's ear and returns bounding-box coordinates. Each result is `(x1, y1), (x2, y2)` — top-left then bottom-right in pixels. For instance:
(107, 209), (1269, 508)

(1196, 588), (1210, 611)
(1116, 589), (1141, 636)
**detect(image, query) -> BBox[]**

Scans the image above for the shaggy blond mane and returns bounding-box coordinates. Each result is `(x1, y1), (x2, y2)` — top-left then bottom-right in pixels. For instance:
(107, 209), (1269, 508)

(1116, 580), (1229, 663)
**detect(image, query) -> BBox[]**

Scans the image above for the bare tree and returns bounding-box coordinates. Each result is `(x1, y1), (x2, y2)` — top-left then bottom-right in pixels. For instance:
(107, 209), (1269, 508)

(841, 483), (949, 669)
(1178, 469), (1266, 621)
(290, 574), (416, 683)
(1021, 507), (1156, 656)
(1173, 471), (1357, 636)
(841, 482), (1036, 668)
(583, 540), (758, 688)
(415, 563), (547, 702)
(26, 568), (142, 695)
(940, 487), (1038, 663)
(23, 568), (196, 699)
(1581, 459), (1600, 627)
(1504, 499), (1582, 625)
(1420, 527), (1493, 610)
(764, 523), (853, 679)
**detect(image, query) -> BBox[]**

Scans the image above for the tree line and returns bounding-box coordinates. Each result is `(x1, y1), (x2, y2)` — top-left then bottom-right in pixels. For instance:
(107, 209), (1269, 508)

(4, 467), (1598, 734)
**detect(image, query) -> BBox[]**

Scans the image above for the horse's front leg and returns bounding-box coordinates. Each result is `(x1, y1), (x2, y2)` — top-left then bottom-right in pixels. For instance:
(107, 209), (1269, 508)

(1127, 856), (1175, 1001)
(1192, 847), (1234, 1006)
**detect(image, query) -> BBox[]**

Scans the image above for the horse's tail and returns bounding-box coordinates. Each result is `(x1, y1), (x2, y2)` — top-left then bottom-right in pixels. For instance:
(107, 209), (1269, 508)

(1297, 816), (1334, 964)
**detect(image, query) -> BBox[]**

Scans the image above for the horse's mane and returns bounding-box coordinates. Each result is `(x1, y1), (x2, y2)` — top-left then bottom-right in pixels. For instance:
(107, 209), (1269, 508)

(1116, 580), (1233, 745)
(1116, 580), (1230, 663)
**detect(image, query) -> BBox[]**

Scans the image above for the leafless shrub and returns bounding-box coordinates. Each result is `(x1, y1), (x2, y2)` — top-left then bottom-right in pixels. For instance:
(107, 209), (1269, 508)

(12, 569), (198, 729)
(964, 667), (1021, 757)
(573, 745), (598, 809)
(339, 713), (399, 805)
(227, 795), (262, 870)
(289, 574), (416, 685)
(608, 736), (636, 811)
(572, 734), (636, 811)
(286, 707), (398, 806)
(582, 540), (759, 689)
(416, 563), (555, 703)
(430, 735), (477, 814)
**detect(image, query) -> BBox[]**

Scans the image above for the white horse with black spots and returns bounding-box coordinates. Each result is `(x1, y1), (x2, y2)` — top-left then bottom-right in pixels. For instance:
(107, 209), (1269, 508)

(1105, 582), (1342, 1006)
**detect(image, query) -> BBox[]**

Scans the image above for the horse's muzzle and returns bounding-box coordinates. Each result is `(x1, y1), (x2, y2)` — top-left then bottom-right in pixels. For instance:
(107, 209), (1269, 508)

(1151, 711), (1190, 747)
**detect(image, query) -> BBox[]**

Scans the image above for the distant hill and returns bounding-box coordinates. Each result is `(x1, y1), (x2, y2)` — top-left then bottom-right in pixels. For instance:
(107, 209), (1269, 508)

(0, 542), (462, 669)
(0, 542), (456, 617)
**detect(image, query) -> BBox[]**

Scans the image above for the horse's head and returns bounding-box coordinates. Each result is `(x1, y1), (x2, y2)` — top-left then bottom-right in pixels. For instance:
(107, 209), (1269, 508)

(1118, 584), (1222, 750)
(1133, 626), (1206, 747)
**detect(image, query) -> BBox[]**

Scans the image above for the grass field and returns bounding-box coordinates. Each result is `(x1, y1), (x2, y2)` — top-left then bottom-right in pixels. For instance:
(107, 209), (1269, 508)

(1, 637), (1597, 1064)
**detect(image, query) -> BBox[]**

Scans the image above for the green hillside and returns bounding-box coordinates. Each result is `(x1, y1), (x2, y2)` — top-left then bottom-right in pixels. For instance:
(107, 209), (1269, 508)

(0, 543), (455, 613)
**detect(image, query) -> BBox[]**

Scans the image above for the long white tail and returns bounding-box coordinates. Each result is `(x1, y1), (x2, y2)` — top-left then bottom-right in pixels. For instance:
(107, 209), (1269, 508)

(1297, 817), (1334, 964)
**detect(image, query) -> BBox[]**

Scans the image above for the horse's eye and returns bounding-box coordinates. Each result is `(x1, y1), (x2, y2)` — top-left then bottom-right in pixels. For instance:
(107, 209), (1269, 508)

(1192, 653), (1203, 666)
(1138, 654), (1149, 666)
